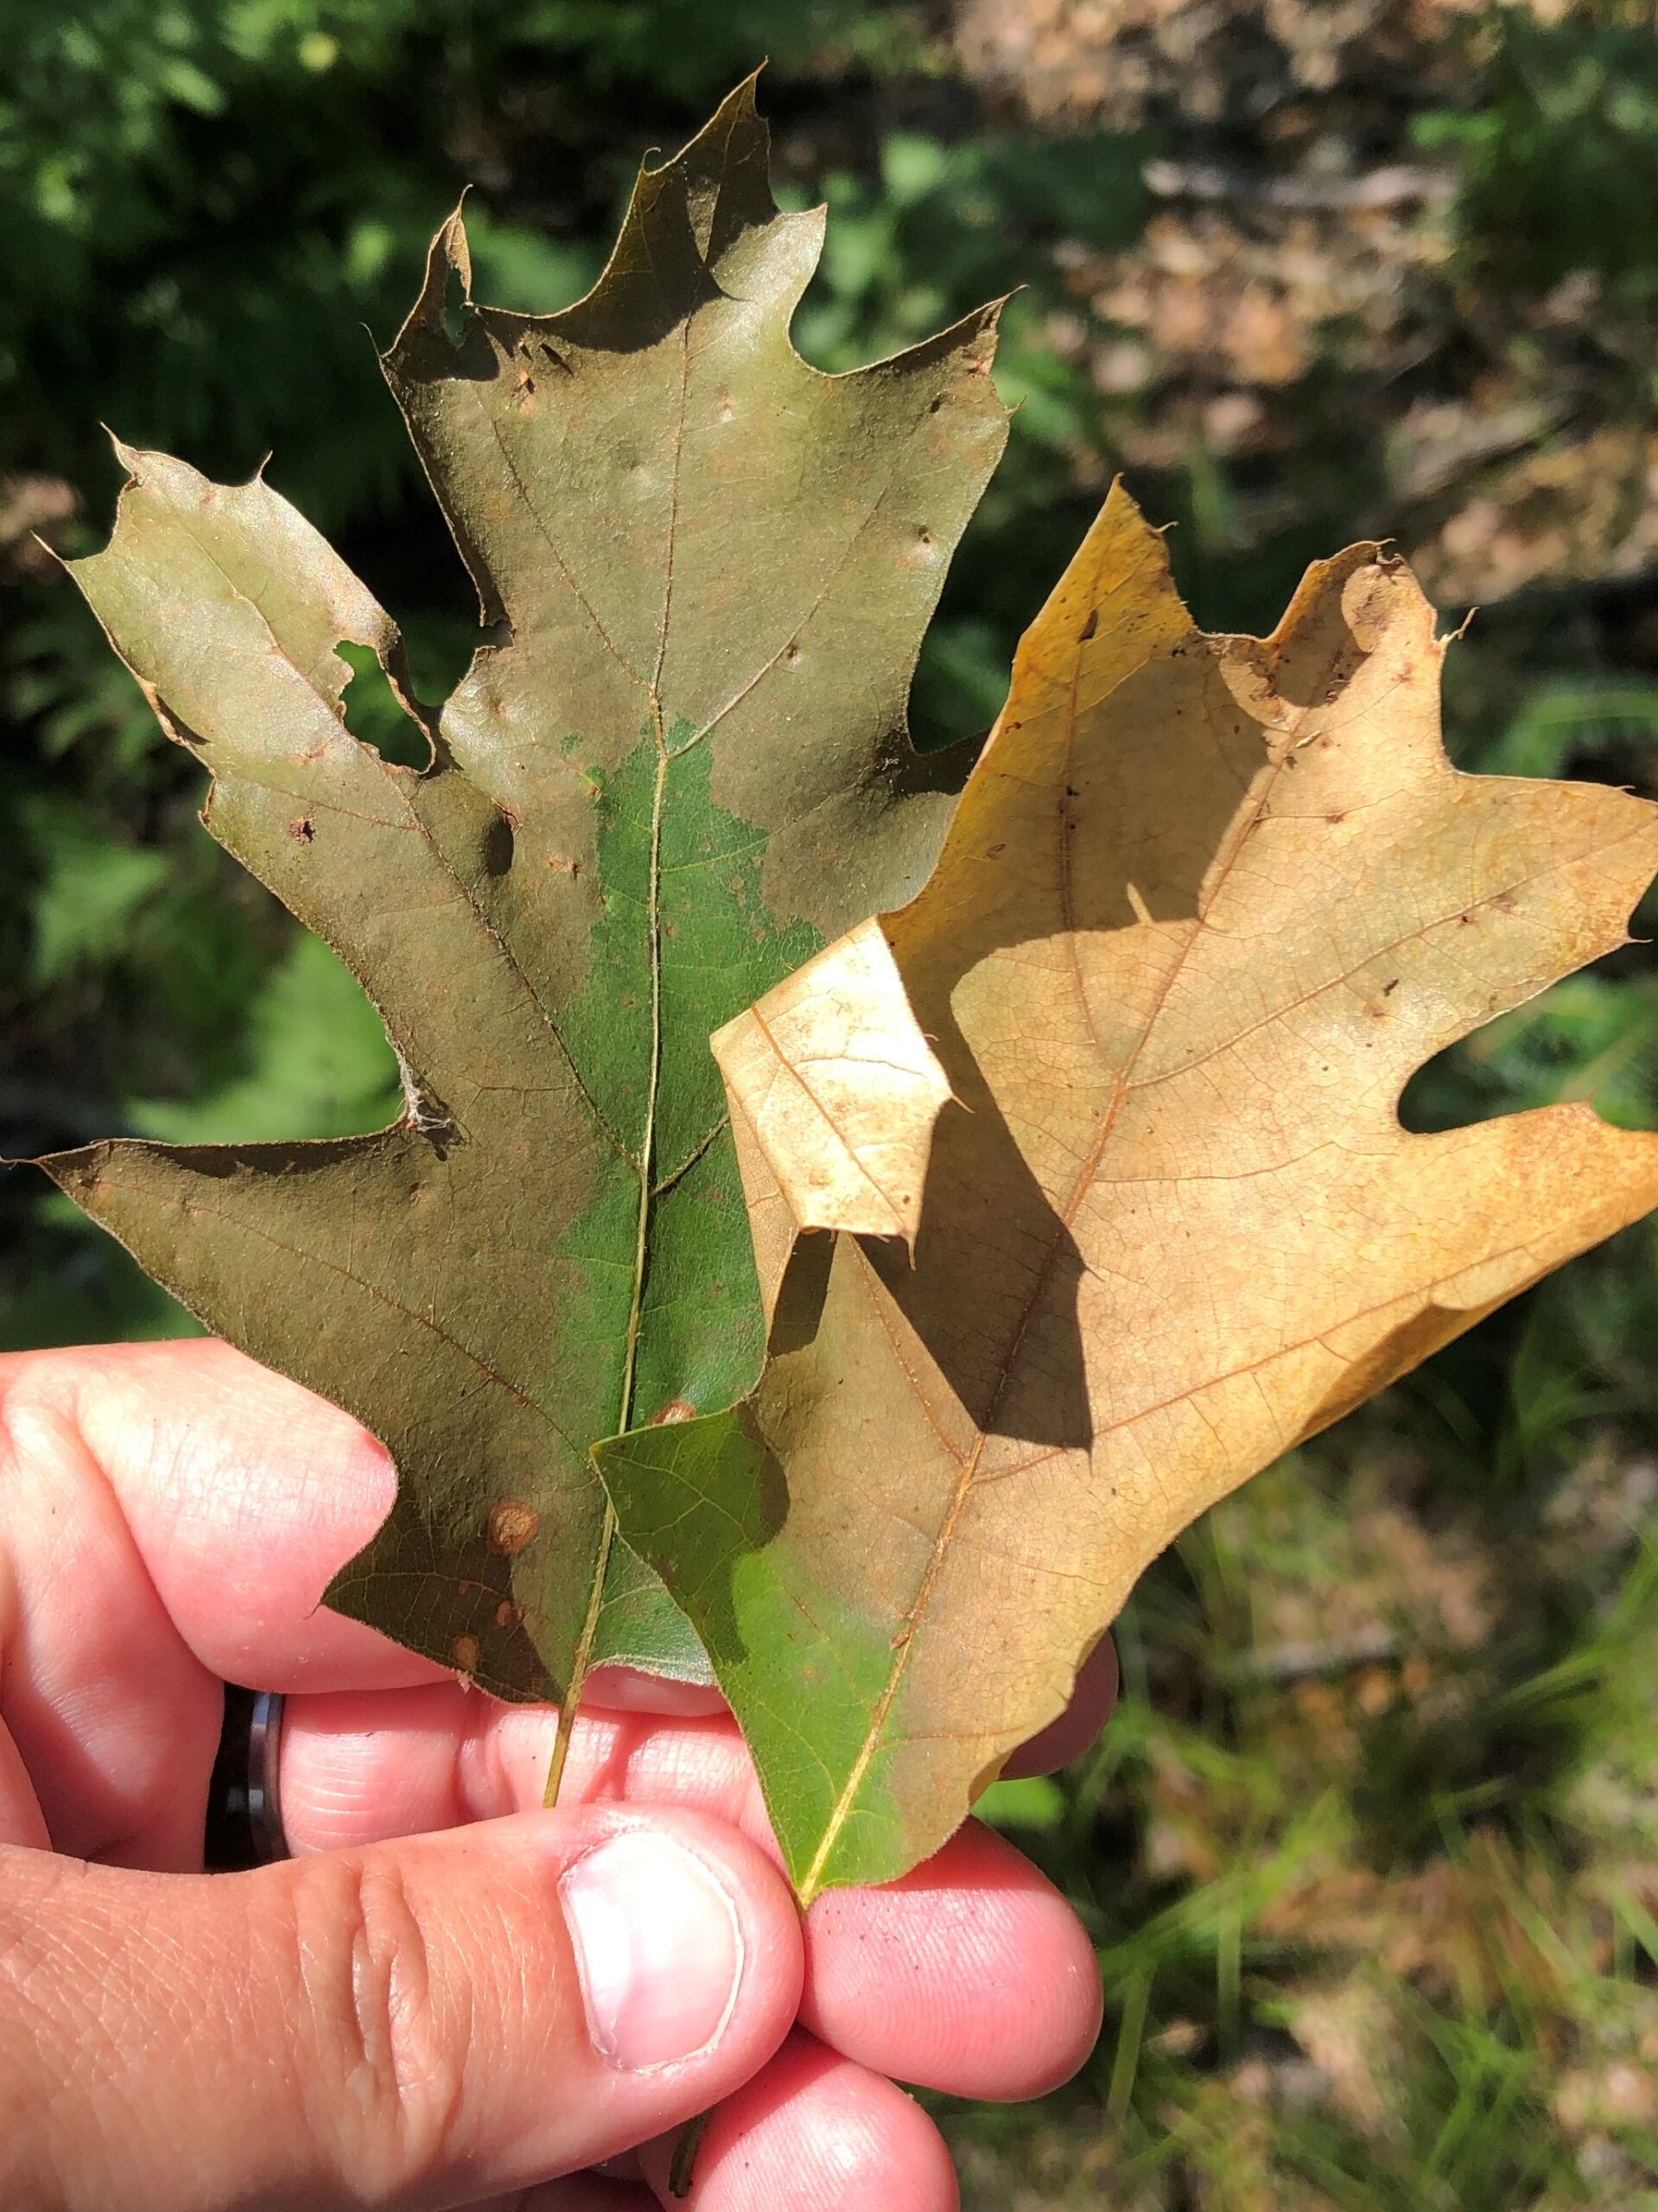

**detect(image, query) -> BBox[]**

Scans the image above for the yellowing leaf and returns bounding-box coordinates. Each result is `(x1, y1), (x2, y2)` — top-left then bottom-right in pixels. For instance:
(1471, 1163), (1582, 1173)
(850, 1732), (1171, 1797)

(599, 484), (1658, 1898)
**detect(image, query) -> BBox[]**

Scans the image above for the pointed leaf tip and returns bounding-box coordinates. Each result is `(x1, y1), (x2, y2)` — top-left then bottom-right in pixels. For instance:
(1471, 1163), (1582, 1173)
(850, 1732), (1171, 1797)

(386, 198), (473, 366)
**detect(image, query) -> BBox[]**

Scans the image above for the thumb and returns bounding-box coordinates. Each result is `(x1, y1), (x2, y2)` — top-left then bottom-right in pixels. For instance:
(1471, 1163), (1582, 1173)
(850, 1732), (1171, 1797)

(0, 1808), (801, 2212)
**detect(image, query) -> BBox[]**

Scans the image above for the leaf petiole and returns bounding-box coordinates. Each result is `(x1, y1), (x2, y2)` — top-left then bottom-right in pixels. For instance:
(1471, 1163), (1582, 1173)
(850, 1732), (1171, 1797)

(543, 1501), (619, 1808)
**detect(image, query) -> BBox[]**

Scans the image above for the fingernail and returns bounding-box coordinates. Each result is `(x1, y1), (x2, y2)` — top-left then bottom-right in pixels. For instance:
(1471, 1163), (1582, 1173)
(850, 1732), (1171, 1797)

(561, 1831), (744, 2070)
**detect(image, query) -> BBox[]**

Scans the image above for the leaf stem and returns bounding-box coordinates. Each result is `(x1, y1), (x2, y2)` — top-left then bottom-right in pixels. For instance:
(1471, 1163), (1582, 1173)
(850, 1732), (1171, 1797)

(669, 2110), (711, 2197)
(543, 1507), (617, 1807)
(543, 732), (670, 1808)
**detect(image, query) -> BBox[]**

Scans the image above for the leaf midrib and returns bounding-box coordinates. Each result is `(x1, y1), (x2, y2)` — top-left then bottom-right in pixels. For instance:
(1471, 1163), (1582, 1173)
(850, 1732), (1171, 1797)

(545, 328), (689, 1785)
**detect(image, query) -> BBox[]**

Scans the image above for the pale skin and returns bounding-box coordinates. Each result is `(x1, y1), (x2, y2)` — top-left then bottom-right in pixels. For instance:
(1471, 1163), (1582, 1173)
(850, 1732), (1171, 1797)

(0, 1339), (1116, 2211)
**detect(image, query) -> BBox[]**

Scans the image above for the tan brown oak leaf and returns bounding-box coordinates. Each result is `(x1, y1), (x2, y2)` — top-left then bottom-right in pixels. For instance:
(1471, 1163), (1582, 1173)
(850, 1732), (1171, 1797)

(598, 482), (1658, 1900)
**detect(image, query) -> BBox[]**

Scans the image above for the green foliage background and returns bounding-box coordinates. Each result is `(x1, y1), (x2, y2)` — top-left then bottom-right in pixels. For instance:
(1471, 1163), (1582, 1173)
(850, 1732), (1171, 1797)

(8, 2), (1658, 2200)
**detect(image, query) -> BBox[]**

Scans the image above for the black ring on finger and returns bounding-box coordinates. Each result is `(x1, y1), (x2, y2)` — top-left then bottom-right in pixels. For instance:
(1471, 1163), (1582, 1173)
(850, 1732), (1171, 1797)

(204, 1685), (290, 1872)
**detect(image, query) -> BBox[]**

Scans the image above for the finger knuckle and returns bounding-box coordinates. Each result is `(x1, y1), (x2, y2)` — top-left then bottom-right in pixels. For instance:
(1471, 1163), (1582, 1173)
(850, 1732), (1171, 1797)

(290, 1853), (473, 2196)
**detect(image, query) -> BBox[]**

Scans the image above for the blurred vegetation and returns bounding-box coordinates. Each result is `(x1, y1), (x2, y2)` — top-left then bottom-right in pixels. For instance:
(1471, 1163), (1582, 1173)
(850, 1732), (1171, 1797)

(7, 0), (1658, 2201)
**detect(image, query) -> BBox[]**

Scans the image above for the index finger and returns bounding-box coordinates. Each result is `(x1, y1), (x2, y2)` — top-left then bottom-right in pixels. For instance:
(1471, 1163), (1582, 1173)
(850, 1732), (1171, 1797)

(22, 1337), (719, 1706)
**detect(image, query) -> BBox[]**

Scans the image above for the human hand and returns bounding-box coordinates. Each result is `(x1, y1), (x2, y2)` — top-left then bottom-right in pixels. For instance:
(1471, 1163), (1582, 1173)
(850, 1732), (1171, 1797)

(0, 1339), (1113, 2210)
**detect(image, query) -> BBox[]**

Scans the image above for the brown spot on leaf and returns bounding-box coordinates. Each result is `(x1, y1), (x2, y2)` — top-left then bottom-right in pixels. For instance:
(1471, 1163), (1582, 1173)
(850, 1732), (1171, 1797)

(289, 817), (314, 842)
(1078, 609), (1098, 642)
(651, 1397), (696, 1426)
(487, 1500), (539, 1554)
(494, 1599), (524, 1630)
(450, 1633), (480, 1675)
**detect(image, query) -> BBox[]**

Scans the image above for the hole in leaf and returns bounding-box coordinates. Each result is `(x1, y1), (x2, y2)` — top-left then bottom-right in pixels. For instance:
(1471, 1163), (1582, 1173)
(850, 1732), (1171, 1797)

(482, 810), (514, 876)
(338, 642), (430, 770)
(443, 260), (470, 348)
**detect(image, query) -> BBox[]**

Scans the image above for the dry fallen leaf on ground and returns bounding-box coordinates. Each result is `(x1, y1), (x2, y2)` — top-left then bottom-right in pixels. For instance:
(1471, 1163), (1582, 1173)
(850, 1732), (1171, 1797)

(600, 484), (1658, 1897)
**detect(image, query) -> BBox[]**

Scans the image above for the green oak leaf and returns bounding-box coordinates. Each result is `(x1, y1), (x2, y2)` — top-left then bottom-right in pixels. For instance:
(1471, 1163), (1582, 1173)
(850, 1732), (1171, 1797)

(42, 79), (1008, 1703)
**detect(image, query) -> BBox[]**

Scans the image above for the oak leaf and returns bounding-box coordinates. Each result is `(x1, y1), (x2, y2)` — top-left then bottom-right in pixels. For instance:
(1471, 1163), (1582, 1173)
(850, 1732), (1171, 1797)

(598, 485), (1658, 1898)
(41, 82), (1007, 1708)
